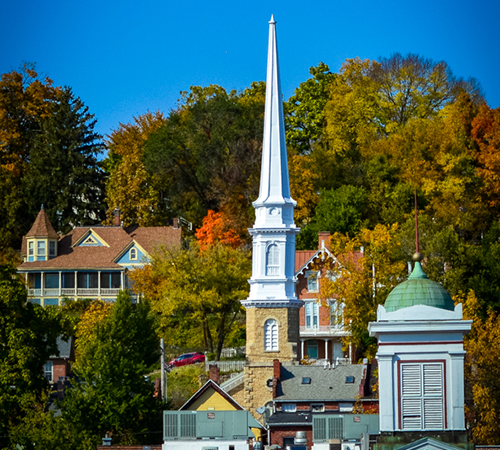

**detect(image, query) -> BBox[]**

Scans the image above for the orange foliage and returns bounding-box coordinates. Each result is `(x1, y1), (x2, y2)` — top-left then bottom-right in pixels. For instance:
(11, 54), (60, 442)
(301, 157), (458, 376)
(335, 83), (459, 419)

(472, 104), (500, 207)
(195, 210), (242, 251)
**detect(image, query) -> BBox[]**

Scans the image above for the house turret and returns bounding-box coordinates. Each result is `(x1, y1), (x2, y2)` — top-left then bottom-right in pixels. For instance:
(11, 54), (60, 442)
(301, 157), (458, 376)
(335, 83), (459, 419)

(25, 205), (59, 262)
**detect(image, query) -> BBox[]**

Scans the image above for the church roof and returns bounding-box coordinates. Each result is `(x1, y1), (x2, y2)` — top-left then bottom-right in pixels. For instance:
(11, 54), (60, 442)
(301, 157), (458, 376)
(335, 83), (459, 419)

(25, 207), (59, 239)
(384, 261), (455, 312)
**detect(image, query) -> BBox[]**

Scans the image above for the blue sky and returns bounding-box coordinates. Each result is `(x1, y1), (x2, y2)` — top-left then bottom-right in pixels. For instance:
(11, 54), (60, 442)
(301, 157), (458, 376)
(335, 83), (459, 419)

(1, 0), (499, 139)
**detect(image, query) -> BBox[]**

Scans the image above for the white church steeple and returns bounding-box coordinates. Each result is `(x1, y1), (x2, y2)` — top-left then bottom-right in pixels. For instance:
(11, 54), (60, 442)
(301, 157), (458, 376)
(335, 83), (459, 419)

(242, 16), (301, 309)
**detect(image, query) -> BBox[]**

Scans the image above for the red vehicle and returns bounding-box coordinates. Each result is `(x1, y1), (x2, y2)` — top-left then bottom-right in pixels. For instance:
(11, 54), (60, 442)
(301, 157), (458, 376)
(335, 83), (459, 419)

(168, 352), (205, 368)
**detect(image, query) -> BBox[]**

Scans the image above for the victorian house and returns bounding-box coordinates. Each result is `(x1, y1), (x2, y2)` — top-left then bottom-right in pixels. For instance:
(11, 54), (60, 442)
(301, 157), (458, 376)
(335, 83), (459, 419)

(17, 206), (181, 306)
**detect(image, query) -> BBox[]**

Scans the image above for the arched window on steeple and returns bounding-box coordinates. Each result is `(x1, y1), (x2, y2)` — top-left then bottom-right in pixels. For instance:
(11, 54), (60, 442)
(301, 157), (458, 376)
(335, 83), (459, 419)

(266, 244), (280, 276)
(264, 319), (278, 351)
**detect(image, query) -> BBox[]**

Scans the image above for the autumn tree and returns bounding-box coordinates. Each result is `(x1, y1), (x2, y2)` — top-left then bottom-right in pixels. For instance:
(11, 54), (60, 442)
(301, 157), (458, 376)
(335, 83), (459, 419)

(195, 210), (242, 250)
(461, 290), (500, 444)
(104, 111), (168, 226)
(318, 225), (406, 358)
(131, 241), (251, 359)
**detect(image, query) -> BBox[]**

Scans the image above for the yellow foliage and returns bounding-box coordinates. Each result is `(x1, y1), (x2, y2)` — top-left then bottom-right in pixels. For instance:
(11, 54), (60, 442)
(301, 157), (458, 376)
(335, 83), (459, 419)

(75, 300), (112, 359)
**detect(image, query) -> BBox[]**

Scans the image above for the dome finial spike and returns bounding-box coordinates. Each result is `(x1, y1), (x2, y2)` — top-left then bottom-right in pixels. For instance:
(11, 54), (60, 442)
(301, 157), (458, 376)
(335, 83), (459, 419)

(269, 14), (275, 24)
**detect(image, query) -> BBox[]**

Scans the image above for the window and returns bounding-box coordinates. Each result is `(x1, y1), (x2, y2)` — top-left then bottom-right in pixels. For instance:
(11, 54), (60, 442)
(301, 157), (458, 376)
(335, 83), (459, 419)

(45, 273), (59, 289)
(345, 376), (355, 384)
(302, 377), (311, 385)
(130, 248), (137, 260)
(282, 403), (296, 412)
(266, 244), (280, 276)
(330, 300), (344, 329)
(305, 301), (319, 328)
(264, 319), (278, 351)
(37, 240), (46, 256)
(311, 403), (325, 412)
(400, 362), (444, 430)
(77, 272), (98, 289)
(62, 273), (75, 289)
(28, 241), (34, 256)
(306, 271), (319, 292)
(49, 241), (56, 257)
(101, 272), (121, 289)
(44, 361), (53, 382)
(338, 403), (353, 412)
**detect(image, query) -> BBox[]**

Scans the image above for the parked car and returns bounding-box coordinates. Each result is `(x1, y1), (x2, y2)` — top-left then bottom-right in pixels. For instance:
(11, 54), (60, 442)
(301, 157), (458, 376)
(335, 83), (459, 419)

(168, 352), (205, 368)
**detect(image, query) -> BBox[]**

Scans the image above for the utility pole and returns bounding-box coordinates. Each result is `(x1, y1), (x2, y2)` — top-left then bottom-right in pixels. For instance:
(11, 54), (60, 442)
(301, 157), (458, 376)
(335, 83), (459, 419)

(160, 338), (166, 401)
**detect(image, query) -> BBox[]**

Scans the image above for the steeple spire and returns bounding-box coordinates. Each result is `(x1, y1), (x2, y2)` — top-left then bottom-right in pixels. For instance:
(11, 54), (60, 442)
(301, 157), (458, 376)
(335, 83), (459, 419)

(253, 15), (295, 212)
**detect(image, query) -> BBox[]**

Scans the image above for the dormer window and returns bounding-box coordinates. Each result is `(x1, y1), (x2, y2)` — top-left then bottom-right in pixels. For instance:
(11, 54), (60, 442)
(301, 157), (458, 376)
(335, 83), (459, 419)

(37, 241), (46, 257)
(306, 271), (319, 292)
(130, 248), (137, 260)
(49, 241), (56, 257)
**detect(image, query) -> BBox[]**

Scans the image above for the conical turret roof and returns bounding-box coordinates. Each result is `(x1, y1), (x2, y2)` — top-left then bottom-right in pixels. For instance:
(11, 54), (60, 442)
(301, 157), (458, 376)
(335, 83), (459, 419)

(26, 206), (59, 239)
(384, 261), (455, 312)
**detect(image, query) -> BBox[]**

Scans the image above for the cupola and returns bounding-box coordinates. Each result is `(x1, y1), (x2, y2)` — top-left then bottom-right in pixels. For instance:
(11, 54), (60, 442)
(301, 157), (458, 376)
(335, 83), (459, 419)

(25, 205), (59, 261)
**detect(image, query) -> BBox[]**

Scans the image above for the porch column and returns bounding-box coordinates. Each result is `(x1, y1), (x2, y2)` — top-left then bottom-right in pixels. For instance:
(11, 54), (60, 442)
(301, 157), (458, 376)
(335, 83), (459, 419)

(301, 339), (305, 359)
(41, 271), (45, 297)
(74, 271), (78, 296)
(98, 271), (101, 298)
(58, 271), (62, 297)
(324, 339), (329, 362)
(121, 271), (125, 290)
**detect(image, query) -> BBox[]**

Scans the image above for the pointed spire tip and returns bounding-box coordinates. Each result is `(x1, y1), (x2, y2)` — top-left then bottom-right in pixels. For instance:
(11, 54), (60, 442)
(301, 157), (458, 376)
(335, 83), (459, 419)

(269, 14), (275, 24)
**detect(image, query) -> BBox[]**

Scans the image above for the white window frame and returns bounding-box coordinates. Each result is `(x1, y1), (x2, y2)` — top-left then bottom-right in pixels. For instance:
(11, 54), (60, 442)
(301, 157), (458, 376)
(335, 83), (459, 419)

(37, 240), (46, 256)
(264, 319), (278, 351)
(305, 300), (319, 329)
(28, 241), (34, 256)
(399, 361), (445, 431)
(306, 270), (319, 292)
(329, 299), (345, 329)
(130, 248), (137, 261)
(266, 244), (280, 276)
(44, 360), (53, 382)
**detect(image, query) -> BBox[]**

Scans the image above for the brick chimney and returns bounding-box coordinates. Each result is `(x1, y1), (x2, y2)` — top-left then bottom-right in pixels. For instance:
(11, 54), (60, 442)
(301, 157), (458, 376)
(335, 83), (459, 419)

(318, 231), (330, 250)
(272, 359), (281, 398)
(114, 207), (121, 227)
(173, 217), (179, 229)
(209, 364), (220, 385)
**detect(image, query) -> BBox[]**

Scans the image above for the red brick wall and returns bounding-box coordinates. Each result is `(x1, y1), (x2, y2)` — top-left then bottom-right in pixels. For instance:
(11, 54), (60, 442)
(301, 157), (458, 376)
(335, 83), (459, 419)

(52, 358), (71, 381)
(270, 426), (312, 450)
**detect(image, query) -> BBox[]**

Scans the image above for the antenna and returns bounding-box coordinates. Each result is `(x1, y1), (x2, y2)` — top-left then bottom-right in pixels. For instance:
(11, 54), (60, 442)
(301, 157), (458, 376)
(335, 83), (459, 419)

(413, 188), (423, 263)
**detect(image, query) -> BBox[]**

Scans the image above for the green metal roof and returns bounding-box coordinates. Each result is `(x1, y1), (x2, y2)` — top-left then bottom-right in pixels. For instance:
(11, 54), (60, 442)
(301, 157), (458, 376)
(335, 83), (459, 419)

(384, 261), (455, 312)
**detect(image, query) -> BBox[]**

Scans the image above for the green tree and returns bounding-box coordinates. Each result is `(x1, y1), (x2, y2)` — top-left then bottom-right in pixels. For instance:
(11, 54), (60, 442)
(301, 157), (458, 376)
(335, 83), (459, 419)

(285, 62), (335, 154)
(143, 84), (263, 229)
(61, 292), (162, 446)
(297, 185), (368, 249)
(0, 263), (61, 447)
(132, 241), (251, 359)
(23, 87), (106, 233)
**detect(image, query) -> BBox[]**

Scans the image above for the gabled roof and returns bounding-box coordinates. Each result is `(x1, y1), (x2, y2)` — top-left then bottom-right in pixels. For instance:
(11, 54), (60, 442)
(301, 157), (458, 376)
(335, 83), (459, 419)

(50, 336), (74, 359)
(179, 379), (245, 411)
(19, 225), (181, 270)
(396, 437), (465, 450)
(295, 248), (334, 276)
(25, 207), (59, 239)
(275, 364), (365, 402)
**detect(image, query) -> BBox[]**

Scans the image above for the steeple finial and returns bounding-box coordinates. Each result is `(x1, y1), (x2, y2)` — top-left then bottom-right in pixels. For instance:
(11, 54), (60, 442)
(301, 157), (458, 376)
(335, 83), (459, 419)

(269, 14), (275, 24)
(413, 188), (422, 262)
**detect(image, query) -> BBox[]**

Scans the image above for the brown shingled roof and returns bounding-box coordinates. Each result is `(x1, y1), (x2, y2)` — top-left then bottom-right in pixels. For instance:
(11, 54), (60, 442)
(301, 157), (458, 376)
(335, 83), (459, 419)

(18, 225), (181, 271)
(25, 208), (59, 239)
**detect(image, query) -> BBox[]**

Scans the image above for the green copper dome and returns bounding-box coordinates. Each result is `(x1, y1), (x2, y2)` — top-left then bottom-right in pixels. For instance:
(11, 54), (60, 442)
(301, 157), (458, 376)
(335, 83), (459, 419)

(384, 261), (455, 312)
